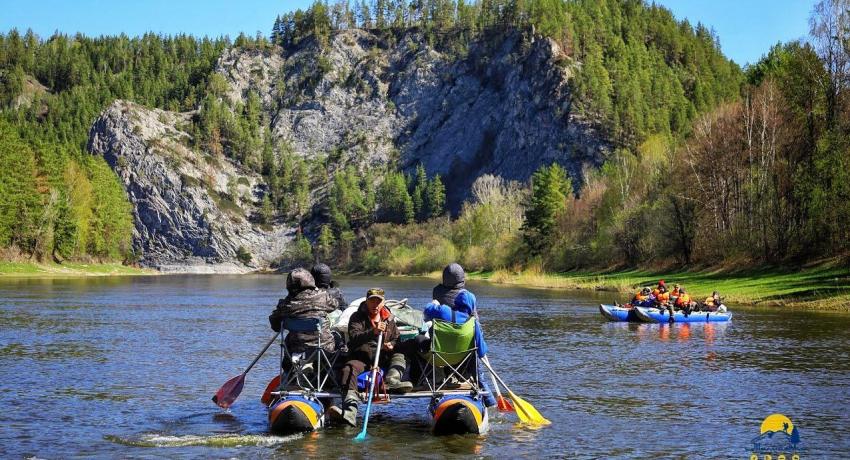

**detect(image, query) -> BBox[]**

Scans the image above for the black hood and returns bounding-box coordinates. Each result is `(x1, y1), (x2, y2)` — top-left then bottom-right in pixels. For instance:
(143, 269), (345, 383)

(441, 263), (466, 288)
(310, 263), (332, 288)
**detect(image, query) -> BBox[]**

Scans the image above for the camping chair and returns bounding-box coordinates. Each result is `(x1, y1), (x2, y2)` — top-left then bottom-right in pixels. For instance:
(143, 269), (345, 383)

(417, 316), (481, 393)
(278, 317), (341, 394)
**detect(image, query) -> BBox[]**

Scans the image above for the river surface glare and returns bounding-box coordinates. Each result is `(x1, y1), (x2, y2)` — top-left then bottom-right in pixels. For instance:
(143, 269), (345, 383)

(1, 275), (849, 458)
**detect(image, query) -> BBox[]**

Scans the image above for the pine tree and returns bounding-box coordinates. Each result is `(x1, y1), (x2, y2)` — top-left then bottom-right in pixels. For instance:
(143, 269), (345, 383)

(376, 171), (414, 224)
(411, 163), (427, 221)
(522, 163), (571, 253)
(426, 174), (446, 218)
(317, 224), (335, 260)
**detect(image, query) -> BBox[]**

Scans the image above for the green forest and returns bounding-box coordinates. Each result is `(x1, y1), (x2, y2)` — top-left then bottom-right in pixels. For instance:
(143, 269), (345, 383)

(0, 32), (229, 261)
(1, 0), (848, 275)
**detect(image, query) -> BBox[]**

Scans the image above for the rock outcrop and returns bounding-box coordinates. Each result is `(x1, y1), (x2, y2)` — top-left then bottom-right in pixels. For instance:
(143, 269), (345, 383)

(87, 101), (293, 272)
(88, 28), (609, 270)
(219, 29), (608, 210)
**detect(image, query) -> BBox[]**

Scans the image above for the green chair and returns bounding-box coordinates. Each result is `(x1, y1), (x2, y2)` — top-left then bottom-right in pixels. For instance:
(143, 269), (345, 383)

(418, 317), (480, 392)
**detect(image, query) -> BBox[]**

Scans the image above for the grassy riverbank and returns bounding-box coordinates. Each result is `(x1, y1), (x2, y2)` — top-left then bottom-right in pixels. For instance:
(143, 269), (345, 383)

(458, 266), (850, 311)
(0, 261), (155, 278)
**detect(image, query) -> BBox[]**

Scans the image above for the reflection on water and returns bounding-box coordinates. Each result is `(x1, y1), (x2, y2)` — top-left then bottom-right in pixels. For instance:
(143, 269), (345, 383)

(0, 275), (849, 458)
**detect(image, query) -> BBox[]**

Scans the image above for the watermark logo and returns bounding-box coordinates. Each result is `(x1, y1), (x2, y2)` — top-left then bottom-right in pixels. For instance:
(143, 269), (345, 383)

(749, 413), (804, 459)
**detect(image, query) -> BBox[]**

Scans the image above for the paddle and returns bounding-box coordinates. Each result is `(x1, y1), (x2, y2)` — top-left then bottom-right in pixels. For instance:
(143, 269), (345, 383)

(354, 327), (384, 441)
(212, 332), (279, 409)
(260, 375), (281, 406)
(481, 356), (550, 425)
(487, 367), (514, 412)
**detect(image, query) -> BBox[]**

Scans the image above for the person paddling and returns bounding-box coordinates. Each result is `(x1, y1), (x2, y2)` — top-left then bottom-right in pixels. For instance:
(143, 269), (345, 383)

(330, 288), (413, 426)
(423, 290), (498, 408)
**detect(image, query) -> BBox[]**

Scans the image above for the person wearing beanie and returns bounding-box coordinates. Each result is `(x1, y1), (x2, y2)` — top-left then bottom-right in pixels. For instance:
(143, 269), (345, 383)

(310, 263), (346, 310)
(268, 268), (336, 353)
(432, 263), (467, 307)
(423, 290), (497, 408)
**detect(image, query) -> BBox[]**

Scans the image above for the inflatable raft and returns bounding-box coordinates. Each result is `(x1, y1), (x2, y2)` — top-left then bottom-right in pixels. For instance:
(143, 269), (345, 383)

(598, 304), (641, 322)
(265, 298), (489, 436)
(633, 306), (732, 323)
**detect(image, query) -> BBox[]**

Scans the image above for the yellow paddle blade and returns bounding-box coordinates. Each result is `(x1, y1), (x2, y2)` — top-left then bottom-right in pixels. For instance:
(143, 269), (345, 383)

(507, 390), (551, 426)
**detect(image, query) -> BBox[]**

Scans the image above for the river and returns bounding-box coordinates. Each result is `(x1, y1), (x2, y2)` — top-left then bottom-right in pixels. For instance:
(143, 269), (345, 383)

(1, 275), (848, 458)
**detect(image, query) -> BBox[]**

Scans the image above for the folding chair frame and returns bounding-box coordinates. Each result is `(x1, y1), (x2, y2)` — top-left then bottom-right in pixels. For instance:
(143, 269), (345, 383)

(417, 319), (482, 394)
(278, 317), (341, 395)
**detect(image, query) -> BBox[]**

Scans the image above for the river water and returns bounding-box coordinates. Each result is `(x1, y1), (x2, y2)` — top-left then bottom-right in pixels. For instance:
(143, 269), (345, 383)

(1, 275), (849, 458)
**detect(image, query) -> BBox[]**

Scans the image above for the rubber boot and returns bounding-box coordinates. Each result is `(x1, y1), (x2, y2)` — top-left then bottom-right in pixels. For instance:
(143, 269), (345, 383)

(328, 390), (359, 427)
(341, 390), (359, 427)
(385, 353), (413, 393)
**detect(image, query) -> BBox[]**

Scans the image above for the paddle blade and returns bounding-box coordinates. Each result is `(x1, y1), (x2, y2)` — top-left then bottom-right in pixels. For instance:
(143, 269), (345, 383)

(496, 395), (514, 412)
(354, 431), (367, 441)
(212, 374), (245, 409)
(260, 375), (281, 406)
(507, 390), (551, 426)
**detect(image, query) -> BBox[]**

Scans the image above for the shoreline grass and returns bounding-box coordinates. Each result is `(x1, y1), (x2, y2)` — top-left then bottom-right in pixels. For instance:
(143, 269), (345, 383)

(0, 261), (156, 278)
(461, 266), (850, 311)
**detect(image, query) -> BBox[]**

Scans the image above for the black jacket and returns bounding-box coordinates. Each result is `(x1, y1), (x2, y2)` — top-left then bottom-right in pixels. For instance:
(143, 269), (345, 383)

(322, 286), (346, 310)
(433, 263), (466, 306)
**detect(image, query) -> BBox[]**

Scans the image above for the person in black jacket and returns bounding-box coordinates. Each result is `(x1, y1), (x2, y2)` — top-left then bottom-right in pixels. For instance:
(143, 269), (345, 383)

(433, 263), (466, 306)
(310, 263), (346, 310)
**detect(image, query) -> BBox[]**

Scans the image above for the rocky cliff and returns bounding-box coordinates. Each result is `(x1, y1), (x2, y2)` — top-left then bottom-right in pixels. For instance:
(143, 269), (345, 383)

(221, 29), (607, 207)
(88, 28), (608, 270)
(87, 101), (293, 272)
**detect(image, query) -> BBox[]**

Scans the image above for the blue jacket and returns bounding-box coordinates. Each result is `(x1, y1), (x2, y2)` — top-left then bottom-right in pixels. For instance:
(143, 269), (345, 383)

(423, 290), (488, 358)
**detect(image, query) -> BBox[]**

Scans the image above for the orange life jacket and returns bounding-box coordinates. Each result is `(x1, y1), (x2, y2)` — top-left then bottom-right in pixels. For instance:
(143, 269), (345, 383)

(676, 294), (691, 307)
(652, 288), (661, 297)
(656, 291), (670, 304)
(634, 290), (647, 302)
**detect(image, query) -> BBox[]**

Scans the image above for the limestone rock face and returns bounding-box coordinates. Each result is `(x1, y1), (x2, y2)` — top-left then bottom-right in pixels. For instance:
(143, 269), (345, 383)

(87, 101), (293, 272)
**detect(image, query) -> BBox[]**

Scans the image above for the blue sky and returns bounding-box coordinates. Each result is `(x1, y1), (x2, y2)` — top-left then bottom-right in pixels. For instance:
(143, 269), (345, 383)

(0, 0), (817, 66)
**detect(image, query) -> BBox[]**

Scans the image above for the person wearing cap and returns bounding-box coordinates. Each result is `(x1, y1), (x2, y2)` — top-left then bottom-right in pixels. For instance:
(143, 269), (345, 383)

(330, 288), (413, 426)
(310, 263), (346, 310)
(433, 263), (467, 307)
(268, 268), (337, 354)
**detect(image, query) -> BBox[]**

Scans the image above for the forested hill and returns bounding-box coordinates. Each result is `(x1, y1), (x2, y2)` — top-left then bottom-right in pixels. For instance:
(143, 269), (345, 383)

(1, 1), (745, 270)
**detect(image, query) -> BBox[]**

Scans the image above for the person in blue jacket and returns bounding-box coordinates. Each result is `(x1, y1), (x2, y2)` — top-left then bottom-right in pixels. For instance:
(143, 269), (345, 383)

(423, 289), (496, 407)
